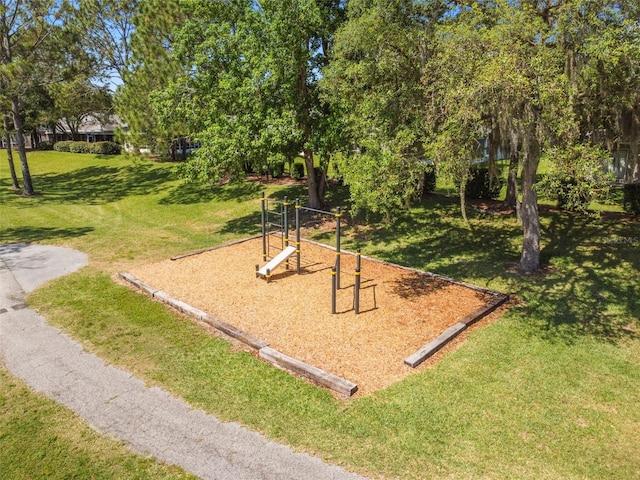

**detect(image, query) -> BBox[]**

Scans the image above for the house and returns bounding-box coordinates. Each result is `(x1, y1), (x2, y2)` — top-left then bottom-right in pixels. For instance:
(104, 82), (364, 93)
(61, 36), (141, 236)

(40, 114), (125, 144)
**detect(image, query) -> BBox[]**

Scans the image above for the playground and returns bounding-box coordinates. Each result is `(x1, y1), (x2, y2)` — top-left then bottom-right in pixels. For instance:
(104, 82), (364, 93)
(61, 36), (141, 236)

(126, 199), (509, 396)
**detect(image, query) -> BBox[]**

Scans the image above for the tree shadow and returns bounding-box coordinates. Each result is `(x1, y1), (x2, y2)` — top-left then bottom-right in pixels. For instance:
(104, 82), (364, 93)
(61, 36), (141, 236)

(265, 184), (308, 202)
(390, 274), (450, 299)
(0, 226), (94, 244)
(518, 211), (640, 343)
(218, 211), (263, 237)
(159, 180), (264, 205)
(32, 164), (173, 204)
(335, 196), (639, 345)
(352, 196), (521, 282)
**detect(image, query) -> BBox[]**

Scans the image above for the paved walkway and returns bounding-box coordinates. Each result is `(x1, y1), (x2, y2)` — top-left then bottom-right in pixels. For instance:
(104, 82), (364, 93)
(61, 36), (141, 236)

(0, 243), (366, 480)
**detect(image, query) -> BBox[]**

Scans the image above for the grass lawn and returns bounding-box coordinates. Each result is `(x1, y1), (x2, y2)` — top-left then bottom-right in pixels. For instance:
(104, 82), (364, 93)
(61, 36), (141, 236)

(0, 365), (196, 479)
(2, 151), (639, 479)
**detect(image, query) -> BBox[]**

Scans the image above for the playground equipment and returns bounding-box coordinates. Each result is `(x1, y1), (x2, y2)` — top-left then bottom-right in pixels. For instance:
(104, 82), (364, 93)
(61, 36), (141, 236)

(257, 193), (363, 314)
(257, 193), (342, 282)
(257, 245), (297, 280)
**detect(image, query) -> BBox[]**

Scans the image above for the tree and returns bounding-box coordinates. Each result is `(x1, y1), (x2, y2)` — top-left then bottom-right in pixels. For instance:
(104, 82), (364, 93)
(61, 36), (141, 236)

(328, 0), (633, 273)
(0, 0), (84, 195)
(49, 78), (113, 140)
(3, 111), (20, 189)
(115, 0), (186, 156)
(79, 0), (139, 84)
(323, 0), (445, 218)
(565, 0), (640, 182)
(153, 0), (345, 208)
(425, 1), (585, 273)
(429, 0), (638, 272)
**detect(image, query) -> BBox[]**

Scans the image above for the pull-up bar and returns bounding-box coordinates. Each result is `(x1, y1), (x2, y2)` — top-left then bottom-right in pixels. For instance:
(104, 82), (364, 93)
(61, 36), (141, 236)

(259, 193), (343, 287)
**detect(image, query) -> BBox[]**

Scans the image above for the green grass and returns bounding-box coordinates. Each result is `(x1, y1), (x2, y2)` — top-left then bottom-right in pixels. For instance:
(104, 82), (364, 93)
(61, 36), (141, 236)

(3, 151), (640, 479)
(1, 151), (266, 270)
(0, 365), (196, 479)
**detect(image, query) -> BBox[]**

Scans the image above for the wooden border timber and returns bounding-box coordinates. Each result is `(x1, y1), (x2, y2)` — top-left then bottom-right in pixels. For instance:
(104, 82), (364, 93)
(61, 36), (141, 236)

(117, 271), (358, 397)
(118, 272), (268, 350)
(259, 347), (358, 397)
(404, 293), (509, 368)
(119, 236), (510, 397)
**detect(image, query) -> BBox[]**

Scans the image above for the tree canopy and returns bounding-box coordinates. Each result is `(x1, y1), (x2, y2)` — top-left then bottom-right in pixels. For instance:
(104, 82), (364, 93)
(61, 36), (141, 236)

(322, 0), (640, 273)
(5, 0), (639, 274)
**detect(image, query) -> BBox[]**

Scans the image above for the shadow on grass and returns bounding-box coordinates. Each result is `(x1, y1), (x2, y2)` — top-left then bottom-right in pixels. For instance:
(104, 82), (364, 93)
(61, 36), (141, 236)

(265, 184), (308, 202)
(0, 226), (94, 244)
(350, 196), (521, 279)
(517, 211), (640, 343)
(218, 211), (263, 237)
(159, 180), (264, 205)
(332, 195), (639, 345)
(31, 163), (173, 204)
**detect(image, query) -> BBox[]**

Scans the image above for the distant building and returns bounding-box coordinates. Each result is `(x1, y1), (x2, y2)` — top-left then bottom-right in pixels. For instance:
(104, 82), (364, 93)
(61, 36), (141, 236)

(40, 114), (125, 144)
(1, 135), (35, 149)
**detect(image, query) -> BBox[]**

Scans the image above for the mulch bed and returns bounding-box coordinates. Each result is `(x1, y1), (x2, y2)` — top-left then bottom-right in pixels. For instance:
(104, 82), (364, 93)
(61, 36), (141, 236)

(128, 237), (507, 396)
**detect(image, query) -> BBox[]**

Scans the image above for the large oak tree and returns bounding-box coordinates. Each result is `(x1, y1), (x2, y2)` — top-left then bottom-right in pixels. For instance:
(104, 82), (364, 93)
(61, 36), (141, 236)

(146, 0), (346, 208)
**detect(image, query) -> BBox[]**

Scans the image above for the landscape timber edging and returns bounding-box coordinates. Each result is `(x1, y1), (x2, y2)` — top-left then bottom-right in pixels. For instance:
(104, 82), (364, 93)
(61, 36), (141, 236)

(117, 271), (358, 397)
(119, 236), (511, 396)
(403, 293), (510, 368)
(259, 347), (358, 397)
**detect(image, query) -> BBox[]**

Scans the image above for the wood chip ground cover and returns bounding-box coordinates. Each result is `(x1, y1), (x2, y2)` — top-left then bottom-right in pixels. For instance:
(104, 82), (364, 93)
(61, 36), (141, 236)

(129, 237), (499, 396)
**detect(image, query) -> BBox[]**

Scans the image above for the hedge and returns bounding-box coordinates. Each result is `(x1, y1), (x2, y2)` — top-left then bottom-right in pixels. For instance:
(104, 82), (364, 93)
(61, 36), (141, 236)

(53, 141), (74, 152)
(36, 141), (54, 150)
(53, 141), (121, 155)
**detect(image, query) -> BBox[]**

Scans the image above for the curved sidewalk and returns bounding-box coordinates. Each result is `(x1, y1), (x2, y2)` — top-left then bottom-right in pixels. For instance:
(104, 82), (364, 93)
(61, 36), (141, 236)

(0, 243), (366, 480)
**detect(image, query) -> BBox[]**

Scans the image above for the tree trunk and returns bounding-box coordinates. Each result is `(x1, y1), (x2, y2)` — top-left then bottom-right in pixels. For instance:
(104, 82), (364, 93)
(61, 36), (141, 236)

(459, 181), (469, 228)
(519, 145), (541, 274)
(620, 110), (640, 182)
(3, 114), (20, 190)
(317, 162), (329, 201)
(503, 152), (519, 208)
(625, 131), (639, 182)
(304, 147), (322, 209)
(10, 96), (35, 196)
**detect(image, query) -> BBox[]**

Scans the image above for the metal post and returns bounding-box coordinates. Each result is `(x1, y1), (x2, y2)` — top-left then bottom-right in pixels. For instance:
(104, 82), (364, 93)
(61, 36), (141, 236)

(283, 196), (290, 269)
(295, 198), (301, 275)
(331, 266), (337, 314)
(354, 249), (361, 314)
(335, 206), (341, 289)
(261, 192), (267, 261)
(266, 268), (271, 283)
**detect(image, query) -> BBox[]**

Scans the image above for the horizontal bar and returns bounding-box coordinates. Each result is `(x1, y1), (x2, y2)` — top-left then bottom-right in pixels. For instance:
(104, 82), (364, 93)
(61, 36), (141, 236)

(300, 206), (334, 216)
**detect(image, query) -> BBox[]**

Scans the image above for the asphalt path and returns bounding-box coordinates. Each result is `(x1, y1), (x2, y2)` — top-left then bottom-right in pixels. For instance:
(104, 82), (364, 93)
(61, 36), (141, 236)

(0, 243), (367, 480)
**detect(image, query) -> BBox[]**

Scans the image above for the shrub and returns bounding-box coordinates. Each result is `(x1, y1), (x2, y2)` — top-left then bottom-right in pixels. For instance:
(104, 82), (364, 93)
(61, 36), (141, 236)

(537, 144), (611, 213)
(90, 141), (121, 155)
(270, 162), (284, 178)
(36, 141), (54, 150)
(53, 140), (121, 155)
(464, 166), (502, 199)
(53, 141), (74, 152)
(69, 141), (92, 153)
(556, 179), (593, 212)
(292, 162), (305, 180)
(623, 183), (640, 215)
